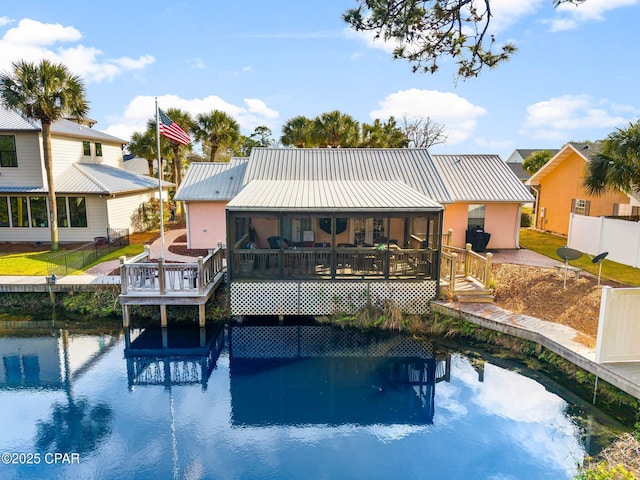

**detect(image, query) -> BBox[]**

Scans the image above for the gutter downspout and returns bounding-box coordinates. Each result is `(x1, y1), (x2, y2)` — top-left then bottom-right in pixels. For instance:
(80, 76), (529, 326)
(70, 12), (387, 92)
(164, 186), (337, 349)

(530, 184), (541, 230)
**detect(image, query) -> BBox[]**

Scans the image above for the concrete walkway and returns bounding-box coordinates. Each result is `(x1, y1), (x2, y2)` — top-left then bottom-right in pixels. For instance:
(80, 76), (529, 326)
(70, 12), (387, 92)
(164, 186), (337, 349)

(432, 299), (640, 401)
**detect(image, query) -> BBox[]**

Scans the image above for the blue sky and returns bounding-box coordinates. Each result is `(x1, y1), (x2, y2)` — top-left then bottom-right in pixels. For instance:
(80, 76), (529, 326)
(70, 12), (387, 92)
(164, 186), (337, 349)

(2, 0), (639, 160)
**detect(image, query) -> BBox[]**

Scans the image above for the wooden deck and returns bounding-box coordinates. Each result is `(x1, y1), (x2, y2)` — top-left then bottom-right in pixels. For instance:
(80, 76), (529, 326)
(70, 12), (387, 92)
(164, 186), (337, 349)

(118, 246), (226, 327)
(431, 300), (640, 401)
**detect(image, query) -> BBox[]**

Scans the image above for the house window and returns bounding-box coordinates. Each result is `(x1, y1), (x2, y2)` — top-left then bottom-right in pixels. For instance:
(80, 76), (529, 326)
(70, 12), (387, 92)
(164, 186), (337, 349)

(0, 197), (8, 227)
(68, 197), (87, 227)
(572, 199), (590, 216)
(56, 197), (68, 227)
(83, 141), (91, 156)
(10, 197), (29, 227)
(0, 135), (17, 167)
(95, 142), (102, 157)
(29, 197), (48, 228)
(468, 204), (486, 230)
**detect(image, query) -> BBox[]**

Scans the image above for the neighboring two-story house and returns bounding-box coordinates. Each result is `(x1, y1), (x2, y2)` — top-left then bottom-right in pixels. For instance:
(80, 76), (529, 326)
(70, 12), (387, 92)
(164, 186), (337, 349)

(0, 107), (171, 244)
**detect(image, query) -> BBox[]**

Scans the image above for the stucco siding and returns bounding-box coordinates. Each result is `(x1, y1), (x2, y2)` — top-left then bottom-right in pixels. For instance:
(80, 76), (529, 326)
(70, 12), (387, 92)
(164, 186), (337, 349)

(0, 131), (44, 187)
(186, 201), (228, 249)
(537, 154), (629, 235)
(443, 202), (522, 249)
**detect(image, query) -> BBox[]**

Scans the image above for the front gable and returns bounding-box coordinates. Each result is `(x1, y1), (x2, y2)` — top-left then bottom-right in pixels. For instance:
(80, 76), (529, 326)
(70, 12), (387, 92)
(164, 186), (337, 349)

(526, 142), (631, 235)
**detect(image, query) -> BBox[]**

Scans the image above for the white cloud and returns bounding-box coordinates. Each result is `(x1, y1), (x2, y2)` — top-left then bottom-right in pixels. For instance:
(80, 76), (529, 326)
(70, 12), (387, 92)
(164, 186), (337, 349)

(245, 98), (279, 119)
(482, 0), (546, 33)
(0, 17), (13, 28)
(0, 18), (154, 83)
(343, 28), (397, 54)
(3, 18), (81, 46)
(550, 0), (639, 31)
(186, 58), (206, 70)
(104, 94), (280, 141)
(370, 88), (486, 145)
(522, 94), (634, 141)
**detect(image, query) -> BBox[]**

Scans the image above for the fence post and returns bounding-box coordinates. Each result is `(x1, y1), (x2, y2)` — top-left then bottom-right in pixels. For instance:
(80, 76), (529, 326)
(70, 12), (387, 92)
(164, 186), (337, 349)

(450, 252), (457, 292)
(464, 243), (472, 277)
(119, 256), (127, 294)
(447, 228), (453, 246)
(484, 252), (493, 289)
(198, 256), (204, 294)
(65, 252), (69, 276)
(158, 258), (165, 295)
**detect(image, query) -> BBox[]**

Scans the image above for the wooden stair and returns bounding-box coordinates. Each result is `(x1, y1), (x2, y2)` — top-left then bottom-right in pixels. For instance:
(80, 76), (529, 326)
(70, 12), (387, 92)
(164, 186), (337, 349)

(444, 275), (494, 303)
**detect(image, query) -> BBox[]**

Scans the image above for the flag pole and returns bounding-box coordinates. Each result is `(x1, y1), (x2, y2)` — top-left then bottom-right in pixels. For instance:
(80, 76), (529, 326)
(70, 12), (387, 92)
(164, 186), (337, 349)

(155, 97), (166, 260)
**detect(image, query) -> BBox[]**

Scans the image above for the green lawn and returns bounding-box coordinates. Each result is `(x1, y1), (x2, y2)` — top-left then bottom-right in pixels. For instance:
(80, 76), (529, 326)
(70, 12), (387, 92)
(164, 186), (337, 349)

(0, 244), (144, 276)
(519, 229), (640, 287)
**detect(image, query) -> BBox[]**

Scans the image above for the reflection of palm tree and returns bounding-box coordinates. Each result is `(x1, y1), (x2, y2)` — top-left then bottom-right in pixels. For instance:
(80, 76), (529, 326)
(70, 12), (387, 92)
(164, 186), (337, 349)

(35, 330), (113, 455)
(35, 398), (112, 455)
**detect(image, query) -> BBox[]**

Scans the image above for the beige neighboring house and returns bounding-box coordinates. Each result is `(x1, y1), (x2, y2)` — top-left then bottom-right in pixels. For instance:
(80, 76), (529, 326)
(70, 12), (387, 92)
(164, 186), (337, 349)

(0, 107), (172, 244)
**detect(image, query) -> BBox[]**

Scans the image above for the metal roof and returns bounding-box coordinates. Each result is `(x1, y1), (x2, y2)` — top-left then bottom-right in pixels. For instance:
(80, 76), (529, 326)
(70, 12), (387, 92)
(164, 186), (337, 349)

(51, 118), (127, 143)
(0, 106), (127, 143)
(244, 148), (453, 204)
(0, 186), (46, 194)
(54, 162), (172, 194)
(174, 158), (248, 201)
(431, 154), (534, 203)
(227, 180), (443, 212)
(527, 142), (602, 185)
(0, 107), (39, 131)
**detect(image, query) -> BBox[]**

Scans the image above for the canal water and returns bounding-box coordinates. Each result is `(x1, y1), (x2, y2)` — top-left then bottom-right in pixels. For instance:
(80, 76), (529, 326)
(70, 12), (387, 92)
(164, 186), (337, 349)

(0, 315), (625, 480)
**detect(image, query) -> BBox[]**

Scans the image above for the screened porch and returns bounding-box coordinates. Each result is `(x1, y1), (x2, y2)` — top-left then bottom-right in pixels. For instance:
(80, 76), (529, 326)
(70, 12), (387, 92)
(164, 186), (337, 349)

(226, 211), (443, 282)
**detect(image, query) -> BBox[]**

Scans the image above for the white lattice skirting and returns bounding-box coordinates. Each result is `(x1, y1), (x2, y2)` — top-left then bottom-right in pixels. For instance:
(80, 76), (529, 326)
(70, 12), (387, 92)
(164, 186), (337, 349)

(230, 280), (437, 316)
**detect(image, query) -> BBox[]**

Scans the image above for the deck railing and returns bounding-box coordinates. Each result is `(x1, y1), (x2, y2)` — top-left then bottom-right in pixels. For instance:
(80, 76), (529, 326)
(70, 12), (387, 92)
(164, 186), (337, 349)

(440, 243), (492, 290)
(120, 245), (224, 295)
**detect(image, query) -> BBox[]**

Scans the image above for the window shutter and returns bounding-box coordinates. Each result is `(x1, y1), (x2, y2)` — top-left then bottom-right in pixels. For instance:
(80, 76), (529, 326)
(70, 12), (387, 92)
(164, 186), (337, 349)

(570, 199), (576, 213)
(584, 200), (591, 216)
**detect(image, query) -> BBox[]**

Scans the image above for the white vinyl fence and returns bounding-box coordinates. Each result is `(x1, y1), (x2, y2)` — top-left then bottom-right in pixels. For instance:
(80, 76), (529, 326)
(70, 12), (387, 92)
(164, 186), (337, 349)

(568, 213), (640, 268)
(595, 287), (640, 364)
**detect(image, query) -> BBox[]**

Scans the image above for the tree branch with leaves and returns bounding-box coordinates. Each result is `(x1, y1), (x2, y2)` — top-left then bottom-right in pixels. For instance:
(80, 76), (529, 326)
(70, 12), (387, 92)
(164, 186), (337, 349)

(344, 0), (586, 78)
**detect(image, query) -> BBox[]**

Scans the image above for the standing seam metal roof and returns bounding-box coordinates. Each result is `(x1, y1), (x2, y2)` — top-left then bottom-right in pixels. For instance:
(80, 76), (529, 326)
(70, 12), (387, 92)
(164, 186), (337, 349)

(54, 162), (172, 194)
(244, 148), (453, 204)
(174, 159), (248, 201)
(227, 180), (443, 211)
(431, 154), (534, 202)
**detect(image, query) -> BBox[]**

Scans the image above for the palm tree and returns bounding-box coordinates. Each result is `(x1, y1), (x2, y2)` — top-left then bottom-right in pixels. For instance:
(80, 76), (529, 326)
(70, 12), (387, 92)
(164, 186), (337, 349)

(584, 121), (640, 196)
(128, 130), (158, 176)
(313, 110), (360, 147)
(361, 117), (408, 148)
(0, 60), (88, 251)
(193, 110), (240, 162)
(281, 115), (314, 148)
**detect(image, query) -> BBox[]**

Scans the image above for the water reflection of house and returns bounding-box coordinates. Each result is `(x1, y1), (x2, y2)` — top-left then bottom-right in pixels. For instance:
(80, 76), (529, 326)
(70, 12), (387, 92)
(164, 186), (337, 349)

(124, 325), (225, 390)
(0, 332), (118, 390)
(229, 325), (451, 426)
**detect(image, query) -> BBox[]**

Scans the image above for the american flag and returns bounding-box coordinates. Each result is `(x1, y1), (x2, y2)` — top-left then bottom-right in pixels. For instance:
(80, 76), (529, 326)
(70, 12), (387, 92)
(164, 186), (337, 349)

(158, 109), (191, 145)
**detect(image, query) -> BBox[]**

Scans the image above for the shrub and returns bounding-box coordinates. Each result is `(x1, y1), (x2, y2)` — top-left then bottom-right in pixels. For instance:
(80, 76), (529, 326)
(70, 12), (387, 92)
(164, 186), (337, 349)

(130, 198), (170, 232)
(521, 211), (533, 228)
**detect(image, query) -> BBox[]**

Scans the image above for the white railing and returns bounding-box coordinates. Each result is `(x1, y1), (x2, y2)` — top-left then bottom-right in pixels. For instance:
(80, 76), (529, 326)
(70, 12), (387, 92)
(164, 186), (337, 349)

(120, 245), (224, 295)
